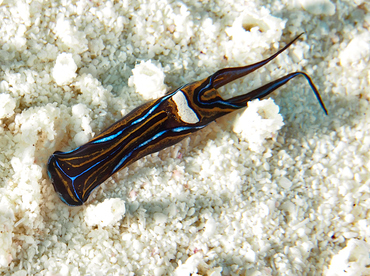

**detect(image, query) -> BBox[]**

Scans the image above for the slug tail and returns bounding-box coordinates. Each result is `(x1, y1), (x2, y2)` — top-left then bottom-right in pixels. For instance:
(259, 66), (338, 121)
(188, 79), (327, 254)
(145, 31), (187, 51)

(210, 33), (305, 89)
(225, 72), (328, 115)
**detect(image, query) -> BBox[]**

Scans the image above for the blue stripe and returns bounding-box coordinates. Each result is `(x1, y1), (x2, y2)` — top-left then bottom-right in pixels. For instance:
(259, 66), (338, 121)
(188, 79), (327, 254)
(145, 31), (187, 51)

(112, 124), (205, 173)
(91, 89), (181, 144)
(193, 76), (240, 108)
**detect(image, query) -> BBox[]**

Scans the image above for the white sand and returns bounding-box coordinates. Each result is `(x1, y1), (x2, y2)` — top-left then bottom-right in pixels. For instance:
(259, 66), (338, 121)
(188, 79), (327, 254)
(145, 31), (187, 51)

(0, 0), (369, 275)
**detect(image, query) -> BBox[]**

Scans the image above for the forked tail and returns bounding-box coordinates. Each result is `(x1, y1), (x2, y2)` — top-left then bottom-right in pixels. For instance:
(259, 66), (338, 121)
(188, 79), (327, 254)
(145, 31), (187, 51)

(208, 33), (328, 114)
(226, 72), (328, 114)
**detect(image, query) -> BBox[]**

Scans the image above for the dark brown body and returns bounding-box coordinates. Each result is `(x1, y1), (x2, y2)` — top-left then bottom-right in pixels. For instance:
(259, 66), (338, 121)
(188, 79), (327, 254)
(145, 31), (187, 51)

(47, 34), (327, 206)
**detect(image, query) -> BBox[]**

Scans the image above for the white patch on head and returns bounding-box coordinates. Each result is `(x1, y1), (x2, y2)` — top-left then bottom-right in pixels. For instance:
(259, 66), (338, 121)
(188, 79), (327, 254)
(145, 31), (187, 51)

(172, 91), (199, 124)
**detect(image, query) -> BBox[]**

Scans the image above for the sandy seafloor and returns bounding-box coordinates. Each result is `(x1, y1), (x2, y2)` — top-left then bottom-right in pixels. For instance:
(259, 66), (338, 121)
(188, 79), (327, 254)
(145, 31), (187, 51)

(0, 0), (370, 275)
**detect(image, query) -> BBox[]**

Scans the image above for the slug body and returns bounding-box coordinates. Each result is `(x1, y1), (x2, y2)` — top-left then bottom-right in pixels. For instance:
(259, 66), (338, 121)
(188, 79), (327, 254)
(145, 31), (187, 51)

(47, 34), (327, 206)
